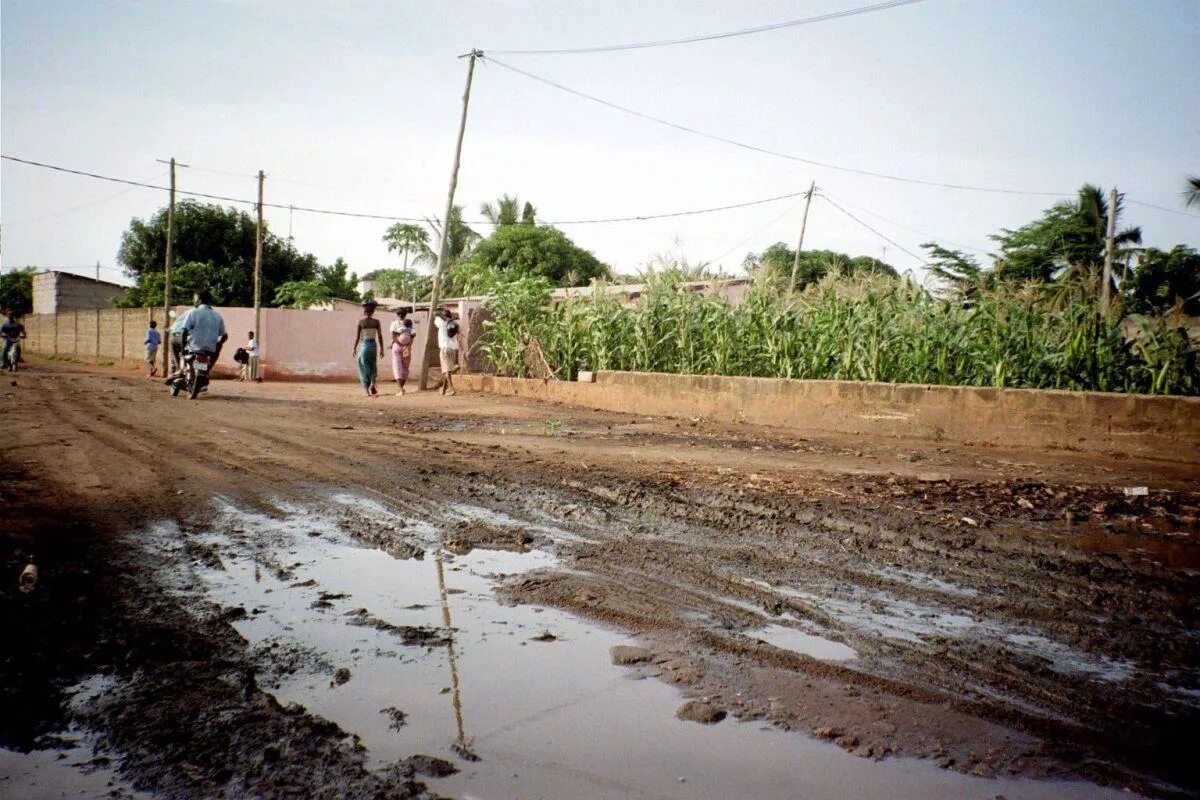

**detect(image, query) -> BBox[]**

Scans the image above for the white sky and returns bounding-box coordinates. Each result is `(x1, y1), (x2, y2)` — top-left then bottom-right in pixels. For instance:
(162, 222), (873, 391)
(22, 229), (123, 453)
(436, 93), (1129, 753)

(2, 0), (1198, 287)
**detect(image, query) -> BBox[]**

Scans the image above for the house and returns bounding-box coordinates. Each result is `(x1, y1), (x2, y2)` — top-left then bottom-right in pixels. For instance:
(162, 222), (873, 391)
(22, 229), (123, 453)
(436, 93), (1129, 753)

(32, 270), (127, 314)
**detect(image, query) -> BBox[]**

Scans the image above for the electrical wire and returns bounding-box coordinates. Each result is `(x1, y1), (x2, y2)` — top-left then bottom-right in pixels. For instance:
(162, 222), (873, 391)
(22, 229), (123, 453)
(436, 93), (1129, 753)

(1, 154), (811, 226)
(2, 170), (168, 226)
(1127, 199), (1200, 220)
(486, 0), (928, 55)
(709, 197), (809, 266)
(816, 188), (989, 254)
(816, 192), (927, 263)
(483, 56), (1069, 198)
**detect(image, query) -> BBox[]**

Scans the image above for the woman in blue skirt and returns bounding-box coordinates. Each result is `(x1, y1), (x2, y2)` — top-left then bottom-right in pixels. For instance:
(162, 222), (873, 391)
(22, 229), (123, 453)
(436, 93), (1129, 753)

(352, 299), (385, 396)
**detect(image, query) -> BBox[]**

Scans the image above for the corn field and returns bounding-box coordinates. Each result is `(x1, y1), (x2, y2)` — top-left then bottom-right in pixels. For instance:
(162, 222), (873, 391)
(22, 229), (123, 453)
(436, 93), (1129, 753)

(479, 273), (1199, 396)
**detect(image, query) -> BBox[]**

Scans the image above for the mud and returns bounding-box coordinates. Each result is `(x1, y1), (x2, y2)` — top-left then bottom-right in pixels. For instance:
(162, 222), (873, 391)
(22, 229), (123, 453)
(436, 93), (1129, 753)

(2, 360), (1198, 799)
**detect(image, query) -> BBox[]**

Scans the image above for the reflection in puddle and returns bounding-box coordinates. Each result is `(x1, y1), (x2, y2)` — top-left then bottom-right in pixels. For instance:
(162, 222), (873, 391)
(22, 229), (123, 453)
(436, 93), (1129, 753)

(752, 624), (858, 661)
(132, 496), (1138, 800)
(744, 576), (1134, 683)
(0, 677), (152, 800)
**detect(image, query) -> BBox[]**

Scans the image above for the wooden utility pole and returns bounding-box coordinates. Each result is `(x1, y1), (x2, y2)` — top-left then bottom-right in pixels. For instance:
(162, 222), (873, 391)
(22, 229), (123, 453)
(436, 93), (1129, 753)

(1100, 186), (1118, 316)
(419, 49), (481, 390)
(254, 170), (265, 372)
(156, 157), (180, 376)
(789, 181), (816, 293)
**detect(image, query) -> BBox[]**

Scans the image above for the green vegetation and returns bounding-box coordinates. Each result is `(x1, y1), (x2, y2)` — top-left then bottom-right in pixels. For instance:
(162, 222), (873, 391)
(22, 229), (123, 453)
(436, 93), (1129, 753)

(274, 258), (361, 309)
(116, 200), (329, 307)
(0, 267), (35, 315)
(478, 184), (1198, 396)
(481, 271), (1196, 395)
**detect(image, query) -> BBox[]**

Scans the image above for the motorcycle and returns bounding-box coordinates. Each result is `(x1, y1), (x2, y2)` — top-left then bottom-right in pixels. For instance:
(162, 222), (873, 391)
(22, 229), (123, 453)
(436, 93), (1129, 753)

(168, 348), (215, 399)
(2, 339), (20, 372)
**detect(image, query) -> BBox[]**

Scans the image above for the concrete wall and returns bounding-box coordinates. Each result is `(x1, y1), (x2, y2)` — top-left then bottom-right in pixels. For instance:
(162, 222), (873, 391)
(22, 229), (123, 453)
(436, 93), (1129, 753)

(461, 371), (1200, 463)
(19, 298), (486, 381)
(32, 271), (127, 314)
(22, 308), (163, 364)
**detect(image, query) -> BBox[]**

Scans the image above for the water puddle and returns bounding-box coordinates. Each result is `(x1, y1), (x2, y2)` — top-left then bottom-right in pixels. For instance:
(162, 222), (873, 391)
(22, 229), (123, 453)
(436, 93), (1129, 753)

(21, 493), (1141, 799)
(750, 623), (858, 661)
(0, 677), (152, 800)
(743, 577), (1135, 682)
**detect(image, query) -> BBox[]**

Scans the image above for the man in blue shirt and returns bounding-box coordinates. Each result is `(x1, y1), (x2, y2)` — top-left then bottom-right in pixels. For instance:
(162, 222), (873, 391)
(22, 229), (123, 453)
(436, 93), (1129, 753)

(182, 290), (228, 360)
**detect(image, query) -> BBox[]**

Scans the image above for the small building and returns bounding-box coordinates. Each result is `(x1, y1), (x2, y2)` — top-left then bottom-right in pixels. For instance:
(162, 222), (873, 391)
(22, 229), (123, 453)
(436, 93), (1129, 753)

(32, 271), (127, 315)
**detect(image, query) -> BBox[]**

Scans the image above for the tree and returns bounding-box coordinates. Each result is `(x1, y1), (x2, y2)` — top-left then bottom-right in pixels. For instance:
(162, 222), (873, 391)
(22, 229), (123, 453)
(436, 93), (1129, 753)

(743, 243), (897, 290)
(480, 194), (521, 228)
(1185, 176), (1200, 210)
(317, 257), (360, 302)
(1124, 245), (1200, 316)
(273, 280), (333, 309)
(427, 205), (480, 267)
(0, 267), (35, 315)
(116, 200), (320, 307)
(381, 223), (432, 271)
(367, 268), (433, 302)
(450, 224), (608, 295)
(920, 243), (992, 300)
(990, 184), (1141, 291)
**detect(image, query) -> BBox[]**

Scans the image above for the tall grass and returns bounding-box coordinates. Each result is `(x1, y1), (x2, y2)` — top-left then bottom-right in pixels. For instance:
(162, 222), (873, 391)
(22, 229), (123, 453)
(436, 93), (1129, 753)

(479, 273), (1198, 396)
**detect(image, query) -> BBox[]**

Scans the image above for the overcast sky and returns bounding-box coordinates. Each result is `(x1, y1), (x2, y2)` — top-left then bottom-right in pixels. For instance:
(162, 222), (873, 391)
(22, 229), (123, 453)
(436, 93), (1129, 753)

(2, 0), (1197, 288)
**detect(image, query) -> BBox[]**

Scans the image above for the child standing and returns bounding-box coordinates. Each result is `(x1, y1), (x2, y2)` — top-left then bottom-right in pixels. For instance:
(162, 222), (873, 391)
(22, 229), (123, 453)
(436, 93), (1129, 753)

(144, 320), (162, 378)
(245, 331), (259, 381)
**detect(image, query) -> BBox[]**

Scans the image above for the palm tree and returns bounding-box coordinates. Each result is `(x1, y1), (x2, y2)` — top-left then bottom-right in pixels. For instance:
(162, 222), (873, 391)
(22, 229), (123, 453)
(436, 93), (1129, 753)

(427, 205), (480, 265)
(1184, 175), (1200, 209)
(381, 223), (432, 270)
(480, 194), (521, 228)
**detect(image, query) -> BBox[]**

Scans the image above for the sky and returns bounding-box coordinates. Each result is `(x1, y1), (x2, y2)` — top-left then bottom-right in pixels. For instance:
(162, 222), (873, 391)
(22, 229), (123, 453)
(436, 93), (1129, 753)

(1, 0), (1197, 289)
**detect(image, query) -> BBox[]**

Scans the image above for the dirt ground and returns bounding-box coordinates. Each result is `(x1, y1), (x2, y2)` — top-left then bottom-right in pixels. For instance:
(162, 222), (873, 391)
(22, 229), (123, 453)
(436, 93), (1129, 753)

(2, 358), (1198, 799)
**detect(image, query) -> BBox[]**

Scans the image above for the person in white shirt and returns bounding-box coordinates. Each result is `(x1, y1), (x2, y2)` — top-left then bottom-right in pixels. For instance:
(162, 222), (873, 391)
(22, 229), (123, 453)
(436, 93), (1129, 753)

(242, 331), (260, 381)
(434, 309), (460, 396)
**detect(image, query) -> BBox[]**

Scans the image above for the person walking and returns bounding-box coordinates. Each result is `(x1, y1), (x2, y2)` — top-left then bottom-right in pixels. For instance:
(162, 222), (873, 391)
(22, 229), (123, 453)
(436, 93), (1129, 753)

(144, 320), (162, 378)
(352, 299), (385, 397)
(434, 308), (461, 396)
(389, 309), (416, 395)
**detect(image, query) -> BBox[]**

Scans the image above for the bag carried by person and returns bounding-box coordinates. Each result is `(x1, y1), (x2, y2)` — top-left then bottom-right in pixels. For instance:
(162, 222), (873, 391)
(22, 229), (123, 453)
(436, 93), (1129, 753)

(445, 320), (460, 338)
(233, 347), (250, 365)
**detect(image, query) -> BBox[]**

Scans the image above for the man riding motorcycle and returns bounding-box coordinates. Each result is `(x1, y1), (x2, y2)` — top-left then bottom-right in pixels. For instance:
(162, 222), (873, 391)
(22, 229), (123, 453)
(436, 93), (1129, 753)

(2, 309), (26, 371)
(173, 291), (227, 396)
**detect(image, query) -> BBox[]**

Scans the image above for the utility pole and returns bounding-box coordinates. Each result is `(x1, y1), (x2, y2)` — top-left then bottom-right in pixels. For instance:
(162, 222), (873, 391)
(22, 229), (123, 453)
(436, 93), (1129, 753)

(155, 157), (185, 376)
(254, 170), (265, 371)
(1100, 186), (1118, 316)
(789, 180), (816, 293)
(419, 49), (481, 390)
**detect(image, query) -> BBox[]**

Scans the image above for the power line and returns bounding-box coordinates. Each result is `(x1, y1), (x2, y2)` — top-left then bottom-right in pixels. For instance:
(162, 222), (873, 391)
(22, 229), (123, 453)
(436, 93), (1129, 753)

(816, 192), (927, 263)
(710, 198), (808, 266)
(817, 188), (990, 254)
(1127, 199), (1200, 220)
(486, 0), (928, 55)
(483, 56), (1069, 198)
(0, 154), (809, 226)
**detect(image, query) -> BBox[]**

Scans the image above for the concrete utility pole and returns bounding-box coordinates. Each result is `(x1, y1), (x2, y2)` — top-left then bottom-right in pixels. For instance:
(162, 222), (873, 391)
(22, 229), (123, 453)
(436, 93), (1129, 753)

(254, 170), (265, 372)
(155, 156), (182, 376)
(1100, 186), (1118, 316)
(789, 181), (816, 293)
(419, 49), (481, 390)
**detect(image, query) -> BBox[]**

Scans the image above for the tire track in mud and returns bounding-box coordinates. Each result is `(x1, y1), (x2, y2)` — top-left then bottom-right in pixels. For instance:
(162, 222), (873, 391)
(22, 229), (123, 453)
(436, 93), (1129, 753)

(15, 367), (1200, 797)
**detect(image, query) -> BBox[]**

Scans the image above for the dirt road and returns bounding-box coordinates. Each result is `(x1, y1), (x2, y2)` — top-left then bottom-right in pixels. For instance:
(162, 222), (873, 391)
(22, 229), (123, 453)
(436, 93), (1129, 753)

(2, 359), (1198, 799)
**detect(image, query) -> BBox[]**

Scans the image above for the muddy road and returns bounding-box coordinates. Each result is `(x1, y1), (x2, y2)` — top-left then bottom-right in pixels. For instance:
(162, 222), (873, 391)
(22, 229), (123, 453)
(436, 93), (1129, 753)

(2, 360), (1198, 799)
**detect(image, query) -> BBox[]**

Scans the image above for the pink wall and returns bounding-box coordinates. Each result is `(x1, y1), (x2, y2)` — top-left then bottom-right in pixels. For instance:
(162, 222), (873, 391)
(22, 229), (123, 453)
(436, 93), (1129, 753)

(214, 299), (482, 381)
